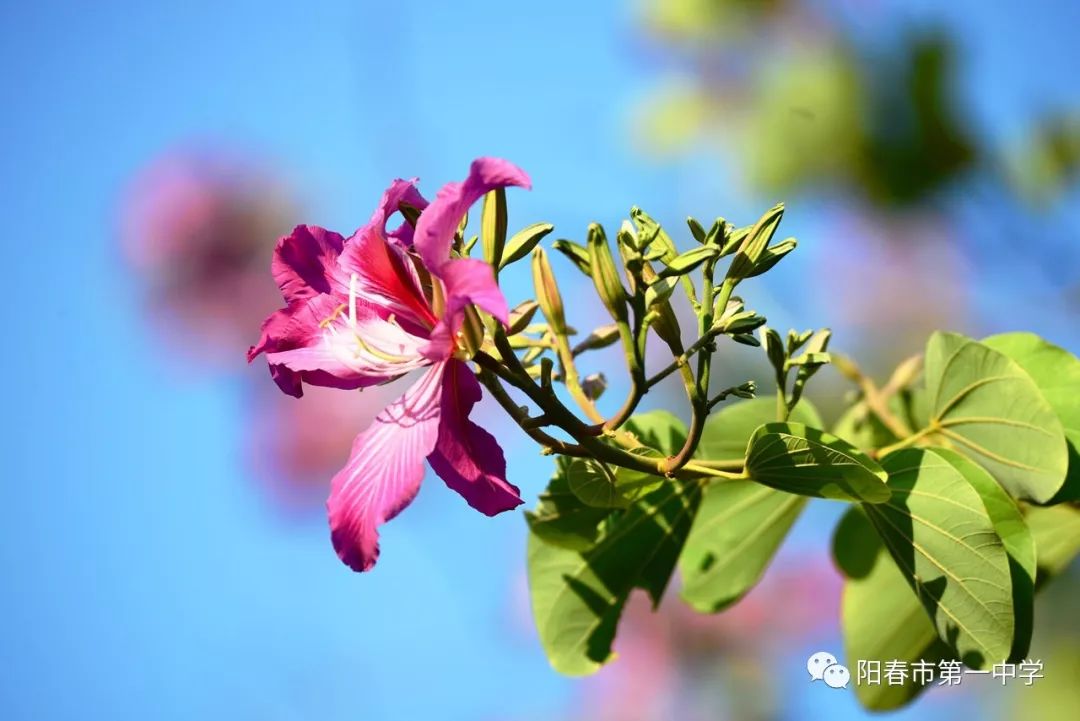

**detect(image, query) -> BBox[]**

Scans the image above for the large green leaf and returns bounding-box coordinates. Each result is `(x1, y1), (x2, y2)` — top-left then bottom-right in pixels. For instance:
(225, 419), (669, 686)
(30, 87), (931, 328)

(528, 479), (702, 675)
(696, 396), (822, 461)
(623, 409), (688, 455)
(744, 422), (890, 502)
(526, 411), (688, 550)
(932, 447), (1035, 661)
(1024, 504), (1080, 581)
(921, 332), (1068, 503)
(679, 398), (821, 612)
(567, 458), (628, 509)
(866, 449), (1015, 667)
(834, 508), (951, 711)
(983, 332), (1080, 502)
(525, 457), (613, 551)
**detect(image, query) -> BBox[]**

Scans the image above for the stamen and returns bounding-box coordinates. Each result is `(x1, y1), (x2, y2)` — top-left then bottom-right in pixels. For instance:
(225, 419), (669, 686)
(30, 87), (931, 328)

(319, 303), (348, 329)
(348, 273), (359, 326)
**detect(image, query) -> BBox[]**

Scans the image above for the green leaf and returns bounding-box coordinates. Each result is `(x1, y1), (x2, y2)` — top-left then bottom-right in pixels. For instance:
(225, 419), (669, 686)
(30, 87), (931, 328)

(834, 507), (951, 711)
(623, 409), (688, 456)
(866, 448), (1015, 667)
(744, 422), (891, 502)
(506, 300), (540, 336)
(643, 276), (678, 308)
(500, 222), (555, 269)
(481, 188), (507, 269)
(983, 332), (1080, 502)
(932, 447), (1035, 661)
(657, 245), (719, 278)
(528, 479), (702, 675)
(697, 396), (822, 462)
(565, 410), (688, 510)
(921, 333), (1069, 503)
(680, 398), (822, 612)
(550, 239), (592, 276)
(612, 448), (666, 502)
(742, 237), (797, 278)
(680, 482), (806, 613)
(1024, 504), (1080, 581)
(566, 458), (627, 509)
(526, 457), (612, 551)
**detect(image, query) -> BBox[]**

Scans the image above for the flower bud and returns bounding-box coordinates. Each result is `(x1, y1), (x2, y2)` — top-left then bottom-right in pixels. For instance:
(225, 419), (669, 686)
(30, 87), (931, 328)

(587, 223), (629, 324)
(727, 203), (784, 282)
(581, 373), (608, 401)
(531, 247), (568, 338)
(481, 188), (508, 270)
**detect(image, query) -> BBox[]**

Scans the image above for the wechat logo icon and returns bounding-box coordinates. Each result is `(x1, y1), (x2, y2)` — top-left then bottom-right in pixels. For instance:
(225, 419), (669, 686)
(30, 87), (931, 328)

(808, 651), (850, 689)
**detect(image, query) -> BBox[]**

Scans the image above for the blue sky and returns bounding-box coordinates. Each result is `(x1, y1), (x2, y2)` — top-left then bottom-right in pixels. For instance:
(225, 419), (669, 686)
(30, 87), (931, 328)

(2, 1), (1077, 719)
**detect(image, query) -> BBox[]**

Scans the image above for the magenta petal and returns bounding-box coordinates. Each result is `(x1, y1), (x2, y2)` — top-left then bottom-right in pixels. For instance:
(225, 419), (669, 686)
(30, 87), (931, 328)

(422, 258), (509, 360)
(428, 360), (522, 516)
(413, 157), (531, 272)
(337, 224), (437, 333)
(370, 178), (429, 247)
(327, 363), (447, 572)
(272, 225), (345, 301)
(248, 295), (351, 397)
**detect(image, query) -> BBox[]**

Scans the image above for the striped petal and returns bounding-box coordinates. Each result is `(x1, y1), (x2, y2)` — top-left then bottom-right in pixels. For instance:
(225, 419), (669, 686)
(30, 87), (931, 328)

(327, 363), (446, 572)
(412, 157), (530, 273)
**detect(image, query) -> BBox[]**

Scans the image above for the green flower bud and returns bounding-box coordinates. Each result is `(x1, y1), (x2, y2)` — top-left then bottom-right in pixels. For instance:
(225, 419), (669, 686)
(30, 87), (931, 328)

(481, 188), (507, 270)
(531, 247), (568, 338)
(727, 203), (784, 282)
(587, 223), (629, 324)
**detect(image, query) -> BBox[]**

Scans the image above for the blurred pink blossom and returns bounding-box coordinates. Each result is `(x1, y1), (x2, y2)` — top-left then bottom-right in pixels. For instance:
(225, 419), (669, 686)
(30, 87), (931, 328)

(119, 145), (298, 365)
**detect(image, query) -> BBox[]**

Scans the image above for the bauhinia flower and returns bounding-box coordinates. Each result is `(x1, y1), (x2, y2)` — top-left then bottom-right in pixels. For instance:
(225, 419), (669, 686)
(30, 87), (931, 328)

(248, 158), (530, 571)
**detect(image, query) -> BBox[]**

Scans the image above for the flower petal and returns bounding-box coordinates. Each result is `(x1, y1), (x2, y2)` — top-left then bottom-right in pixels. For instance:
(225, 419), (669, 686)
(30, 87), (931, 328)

(266, 299), (429, 382)
(370, 178), (429, 247)
(428, 360), (522, 516)
(248, 295), (355, 397)
(338, 224), (437, 333)
(413, 157), (531, 272)
(422, 258), (509, 360)
(272, 225), (345, 301)
(328, 363), (447, 572)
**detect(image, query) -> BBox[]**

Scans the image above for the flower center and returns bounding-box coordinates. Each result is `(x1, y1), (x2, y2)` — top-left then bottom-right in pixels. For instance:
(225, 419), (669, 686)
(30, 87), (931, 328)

(320, 273), (418, 365)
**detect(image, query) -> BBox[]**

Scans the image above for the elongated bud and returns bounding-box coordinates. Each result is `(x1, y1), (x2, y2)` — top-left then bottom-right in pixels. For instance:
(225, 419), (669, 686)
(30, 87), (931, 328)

(686, 216), (707, 244)
(704, 218), (726, 246)
(531, 247), (568, 337)
(761, 326), (787, 374)
(641, 263), (683, 350)
(586, 224), (629, 324)
(616, 226), (643, 294)
(727, 203), (784, 282)
(481, 188), (508, 271)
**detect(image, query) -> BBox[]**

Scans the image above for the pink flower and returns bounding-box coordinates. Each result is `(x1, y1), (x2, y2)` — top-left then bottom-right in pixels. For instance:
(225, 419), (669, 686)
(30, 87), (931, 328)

(248, 158), (530, 571)
(119, 146), (297, 364)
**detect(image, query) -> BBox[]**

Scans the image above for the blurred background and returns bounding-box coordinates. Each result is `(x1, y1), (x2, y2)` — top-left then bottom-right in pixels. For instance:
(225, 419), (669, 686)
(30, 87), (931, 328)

(3, 1), (1078, 719)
